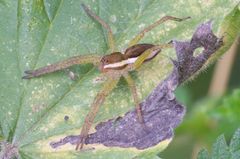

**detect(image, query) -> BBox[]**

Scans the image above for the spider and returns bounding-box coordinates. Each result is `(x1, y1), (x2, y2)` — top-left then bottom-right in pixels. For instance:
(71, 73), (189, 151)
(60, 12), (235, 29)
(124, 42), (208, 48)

(22, 3), (190, 150)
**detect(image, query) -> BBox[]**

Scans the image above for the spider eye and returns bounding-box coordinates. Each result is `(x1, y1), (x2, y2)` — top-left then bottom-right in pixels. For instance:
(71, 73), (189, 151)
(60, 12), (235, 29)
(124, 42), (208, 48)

(101, 58), (109, 64)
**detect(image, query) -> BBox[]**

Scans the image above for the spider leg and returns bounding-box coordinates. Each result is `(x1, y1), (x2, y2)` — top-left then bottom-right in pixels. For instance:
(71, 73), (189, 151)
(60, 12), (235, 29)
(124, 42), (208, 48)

(22, 55), (101, 79)
(123, 73), (144, 124)
(128, 16), (190, 47)
(81, 3), (115, 52)
(130, 44), (173, 70)
(75, 77), (119, 150)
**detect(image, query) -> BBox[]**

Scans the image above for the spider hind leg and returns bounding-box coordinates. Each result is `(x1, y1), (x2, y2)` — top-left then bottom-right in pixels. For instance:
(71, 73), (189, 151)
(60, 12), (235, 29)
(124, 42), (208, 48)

(75, 78), (119, 150)
(22, 55), (101, 79)
(124, 74), (144, 124)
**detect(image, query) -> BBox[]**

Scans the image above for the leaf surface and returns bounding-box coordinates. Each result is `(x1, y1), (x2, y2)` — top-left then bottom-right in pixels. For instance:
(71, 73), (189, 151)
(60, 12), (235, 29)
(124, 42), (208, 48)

(0, 0), (239, 158)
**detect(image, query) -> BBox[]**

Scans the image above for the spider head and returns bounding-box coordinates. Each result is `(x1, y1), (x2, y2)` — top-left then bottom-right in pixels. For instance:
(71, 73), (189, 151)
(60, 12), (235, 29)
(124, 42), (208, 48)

(99, 52), (126, 72)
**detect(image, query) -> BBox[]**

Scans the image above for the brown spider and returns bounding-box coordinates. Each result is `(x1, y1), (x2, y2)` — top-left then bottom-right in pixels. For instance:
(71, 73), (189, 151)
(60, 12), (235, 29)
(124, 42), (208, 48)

(22, 3), (190, 150)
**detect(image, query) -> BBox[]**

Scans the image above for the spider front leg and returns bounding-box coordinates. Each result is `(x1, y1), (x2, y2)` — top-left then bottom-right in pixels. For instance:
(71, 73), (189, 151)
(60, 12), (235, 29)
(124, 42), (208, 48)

(128, 16), (190, 47)
(22, 55), (101, 79)
(81, 3), (115, 52)
(124, 73), (144, 124)
(76, 77), (119, 150)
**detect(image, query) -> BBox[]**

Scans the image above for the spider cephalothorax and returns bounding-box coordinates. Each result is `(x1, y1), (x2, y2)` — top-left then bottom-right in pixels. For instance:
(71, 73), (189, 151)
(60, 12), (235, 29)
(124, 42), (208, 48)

(22, 3), (190, 150)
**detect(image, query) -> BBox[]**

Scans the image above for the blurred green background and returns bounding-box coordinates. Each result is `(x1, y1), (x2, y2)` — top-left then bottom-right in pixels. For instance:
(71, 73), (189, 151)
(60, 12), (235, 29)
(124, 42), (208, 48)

(161, 40), (240, 159)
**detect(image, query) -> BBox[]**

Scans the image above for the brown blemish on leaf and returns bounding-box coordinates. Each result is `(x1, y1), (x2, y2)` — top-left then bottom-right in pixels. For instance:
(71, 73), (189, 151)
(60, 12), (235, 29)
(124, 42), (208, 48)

(0, 141), (18, 159)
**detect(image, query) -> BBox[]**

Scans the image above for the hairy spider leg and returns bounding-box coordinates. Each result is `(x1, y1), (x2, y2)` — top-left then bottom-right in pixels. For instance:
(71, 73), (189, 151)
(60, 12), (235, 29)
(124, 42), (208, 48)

(76, 78), (119, 150)
(22, 55), (101, 79)
(123, 74), (143, 124)
(81, 4), (115, 52)
(111, 44), (171, 124)
(128, 16), (191, 47)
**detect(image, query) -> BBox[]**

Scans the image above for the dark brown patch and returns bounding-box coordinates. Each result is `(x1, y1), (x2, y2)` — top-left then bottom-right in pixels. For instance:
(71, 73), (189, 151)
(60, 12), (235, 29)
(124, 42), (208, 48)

(124, 44), (155, 59)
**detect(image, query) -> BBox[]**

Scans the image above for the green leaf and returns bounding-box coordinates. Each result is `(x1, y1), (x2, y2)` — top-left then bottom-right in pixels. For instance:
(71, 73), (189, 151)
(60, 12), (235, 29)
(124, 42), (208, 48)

(230, 129), (240, 154)
(197, 128), (240, 159)
(209, 2), (240, 62)
(211, 135), (230, 159)
(0, 0), (239, 159)
(197, 149), (210, 159)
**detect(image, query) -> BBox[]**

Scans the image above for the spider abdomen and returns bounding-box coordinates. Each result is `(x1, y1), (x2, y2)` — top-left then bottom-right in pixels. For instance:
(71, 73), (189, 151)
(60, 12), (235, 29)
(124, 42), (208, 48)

(125, 44), (154, 57)
(100, 44), (161, 72)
